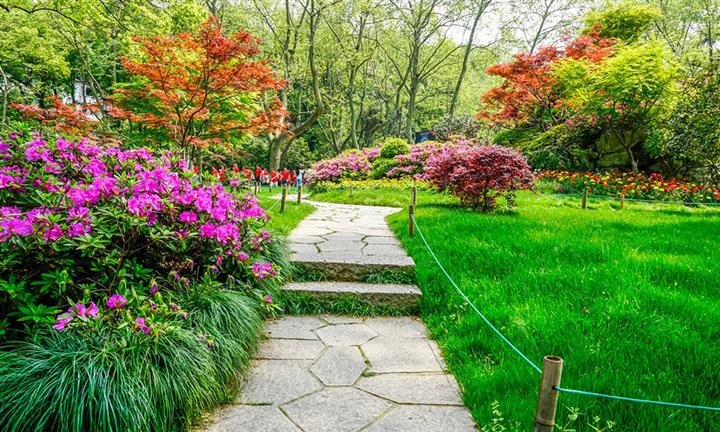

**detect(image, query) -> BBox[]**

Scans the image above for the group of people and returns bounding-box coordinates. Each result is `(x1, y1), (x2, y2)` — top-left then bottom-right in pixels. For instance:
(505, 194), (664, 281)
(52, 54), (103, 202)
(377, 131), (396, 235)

(212, 165), (304, 187)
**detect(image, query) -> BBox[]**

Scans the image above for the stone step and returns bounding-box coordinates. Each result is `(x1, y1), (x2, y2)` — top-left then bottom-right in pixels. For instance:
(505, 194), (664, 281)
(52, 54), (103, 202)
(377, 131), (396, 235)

(281, 281), (422, 309)
(291, 253), (415, 282)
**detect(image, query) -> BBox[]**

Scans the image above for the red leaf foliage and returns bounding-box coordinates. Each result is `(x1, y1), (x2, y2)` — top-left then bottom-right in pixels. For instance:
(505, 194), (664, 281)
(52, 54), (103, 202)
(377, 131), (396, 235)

(479, 25), (615, 127)
(108, 16), (287, 149)
(12, 96), (96, 134)
(424, 144), (534, 212)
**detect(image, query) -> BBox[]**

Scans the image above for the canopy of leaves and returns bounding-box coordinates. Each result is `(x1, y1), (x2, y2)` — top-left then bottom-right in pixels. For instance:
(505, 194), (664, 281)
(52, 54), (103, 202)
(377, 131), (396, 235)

(583, 1), (662, 42)
(108, 17), (287, 152)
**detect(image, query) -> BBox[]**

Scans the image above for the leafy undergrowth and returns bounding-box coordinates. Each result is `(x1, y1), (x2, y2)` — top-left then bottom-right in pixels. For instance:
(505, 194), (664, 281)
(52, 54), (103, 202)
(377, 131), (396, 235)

(0, 289), (262, 432)
(314, 188), (720, 431)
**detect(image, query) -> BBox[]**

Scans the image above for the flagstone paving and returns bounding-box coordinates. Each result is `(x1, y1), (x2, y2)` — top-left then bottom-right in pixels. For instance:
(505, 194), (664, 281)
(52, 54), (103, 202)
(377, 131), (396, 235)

(204, 202), (476, 431)
(206, 316), (476, 432)
(288, 201), (416, 281)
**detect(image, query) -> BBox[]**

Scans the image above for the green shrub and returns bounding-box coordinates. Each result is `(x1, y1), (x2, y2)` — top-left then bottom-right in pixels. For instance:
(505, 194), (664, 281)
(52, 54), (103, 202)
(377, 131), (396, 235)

(522, 124), (597, 170)
(491, 128), (536, 148)
(379, 137), (409, 159)
(370, 157), (396, 179)
(0, 287), (262, 432)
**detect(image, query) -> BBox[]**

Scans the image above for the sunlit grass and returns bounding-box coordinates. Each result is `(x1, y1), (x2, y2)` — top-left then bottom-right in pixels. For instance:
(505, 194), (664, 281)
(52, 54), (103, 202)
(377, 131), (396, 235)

(313, 188), (720, 431)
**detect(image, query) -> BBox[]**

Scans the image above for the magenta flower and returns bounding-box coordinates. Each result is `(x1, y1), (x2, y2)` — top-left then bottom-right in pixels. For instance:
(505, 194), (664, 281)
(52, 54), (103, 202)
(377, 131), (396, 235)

(252, 262), (276, 279)
(106, 294), (127, 309)
(135, 317), (151, 334)
(263, 295), (273, 305)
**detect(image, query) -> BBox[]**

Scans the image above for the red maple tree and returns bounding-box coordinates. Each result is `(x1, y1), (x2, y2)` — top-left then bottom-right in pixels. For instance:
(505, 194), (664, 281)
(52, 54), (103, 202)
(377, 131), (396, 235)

(479, 25), (615, 128)
(12, 96), (96, 135)
(109, 17), (287, 156)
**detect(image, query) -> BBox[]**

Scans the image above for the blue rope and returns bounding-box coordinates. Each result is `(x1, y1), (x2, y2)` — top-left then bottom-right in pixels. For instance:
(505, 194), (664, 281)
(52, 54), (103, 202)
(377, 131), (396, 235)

(554, 386), (720, 412)
(411, 212), (720, 413)
(410, 214), (543, 375)
(266, 197), (282, 212)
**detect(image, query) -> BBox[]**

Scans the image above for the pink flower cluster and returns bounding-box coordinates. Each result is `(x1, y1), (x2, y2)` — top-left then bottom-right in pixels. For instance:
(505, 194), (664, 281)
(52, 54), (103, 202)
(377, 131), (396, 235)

(252, 262), (276, 279)
(308, 149), (377, 183)
(53, 302), (99, 330)
(0, 134), (271, 268)
(387, 141), (448, 180)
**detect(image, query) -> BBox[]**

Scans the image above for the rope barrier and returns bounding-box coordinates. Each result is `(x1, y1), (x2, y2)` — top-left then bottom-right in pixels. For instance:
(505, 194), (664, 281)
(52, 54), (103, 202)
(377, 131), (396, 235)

(266, 196), (282, 212)
(554, 386), (720, 412)
(409, 213), (543, 375)
(409, 211), (720, 413)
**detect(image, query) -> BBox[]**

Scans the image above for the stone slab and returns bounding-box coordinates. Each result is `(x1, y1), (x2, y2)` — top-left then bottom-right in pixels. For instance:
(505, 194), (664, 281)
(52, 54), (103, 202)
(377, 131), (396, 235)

(357, 373), (463, 405)
(362, 337), (444, 373)
(205, 405), (299, 432)
(238, 360), (321, 405)
(315, 323), (378, 346)
(282, 282), (421, 308)
(257, 339), (325, 360)
(310, 346), (366, 386)
(364, 405), (476, 432)
(265, 316), (324, 340)
(289, 201), (416, 281)
(282, 387), (391, 432)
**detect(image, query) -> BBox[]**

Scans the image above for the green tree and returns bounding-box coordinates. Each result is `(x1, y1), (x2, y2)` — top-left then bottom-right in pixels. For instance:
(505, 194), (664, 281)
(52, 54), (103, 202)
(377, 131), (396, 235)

(556, 41), (677, 172)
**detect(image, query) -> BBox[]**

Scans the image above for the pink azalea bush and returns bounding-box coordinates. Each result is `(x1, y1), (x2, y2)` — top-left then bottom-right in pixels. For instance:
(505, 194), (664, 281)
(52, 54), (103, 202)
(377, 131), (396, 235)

(0, 132), (278, 337)
(387, 140), (469, 180)
(307, 147), (380, 183)
(425, 144), (534, 211)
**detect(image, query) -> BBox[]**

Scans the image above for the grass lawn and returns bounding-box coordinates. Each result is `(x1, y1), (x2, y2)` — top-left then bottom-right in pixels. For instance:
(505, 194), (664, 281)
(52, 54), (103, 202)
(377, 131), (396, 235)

(254, 187), (316, 235)
(311, 188), (720, 431)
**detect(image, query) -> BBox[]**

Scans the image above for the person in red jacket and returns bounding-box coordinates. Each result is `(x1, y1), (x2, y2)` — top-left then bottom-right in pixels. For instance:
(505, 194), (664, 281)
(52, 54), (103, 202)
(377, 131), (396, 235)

(255, 166), (262, 183)
(281, 169), (291, 186)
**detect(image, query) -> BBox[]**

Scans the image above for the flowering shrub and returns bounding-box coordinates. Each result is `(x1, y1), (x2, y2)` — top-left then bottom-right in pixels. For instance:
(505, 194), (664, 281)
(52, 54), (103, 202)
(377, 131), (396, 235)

(387, 140), (474, 180)
(307, 148), (377, 183)
(0, 132), (277, 337)
(537, 170), (720, 203)
(425, 145), (534, 211)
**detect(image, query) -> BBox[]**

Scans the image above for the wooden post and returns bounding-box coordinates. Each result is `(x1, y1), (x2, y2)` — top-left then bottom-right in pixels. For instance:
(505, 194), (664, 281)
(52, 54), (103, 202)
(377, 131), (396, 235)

(254, 182), (259, 196)
(411, 185), (417, 207)
(408, 205), (415, 238)
(534, 356), (564, 432)
(620, 193), (625, 210)
(581, 188), (588, 209)
(280, 187), (287, 213)
(297, 185), (303, 205)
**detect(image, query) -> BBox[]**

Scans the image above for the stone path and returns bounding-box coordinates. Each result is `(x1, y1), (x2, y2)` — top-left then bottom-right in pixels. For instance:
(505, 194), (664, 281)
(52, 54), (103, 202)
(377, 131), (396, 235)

(204, 201), (476, 431)
(288, 201), (415, 281)
(206, 316), (476, 432)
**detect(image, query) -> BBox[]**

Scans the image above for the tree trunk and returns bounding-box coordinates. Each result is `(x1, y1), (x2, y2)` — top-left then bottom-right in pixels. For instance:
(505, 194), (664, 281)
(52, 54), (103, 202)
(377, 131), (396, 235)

(449, 2), (488, 115)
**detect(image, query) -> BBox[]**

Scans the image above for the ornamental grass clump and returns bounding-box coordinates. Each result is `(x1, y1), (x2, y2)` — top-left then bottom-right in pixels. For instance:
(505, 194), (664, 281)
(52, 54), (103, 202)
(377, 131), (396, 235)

(0, 132), (280, 431)
(425, 144), (534, 212)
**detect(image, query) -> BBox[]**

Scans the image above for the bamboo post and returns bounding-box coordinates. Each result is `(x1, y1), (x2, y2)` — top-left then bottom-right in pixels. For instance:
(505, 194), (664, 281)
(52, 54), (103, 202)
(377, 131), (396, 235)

(534, 356), (564, 432)
(280, 187), (287, 213)
(408, 205), (415, 238)
(411, 185), (417, 207)
(297, 184), (303, 205)
(254, 182), (259, 196)
(620, 193), (625, 210)
(581, 188), (588, 209)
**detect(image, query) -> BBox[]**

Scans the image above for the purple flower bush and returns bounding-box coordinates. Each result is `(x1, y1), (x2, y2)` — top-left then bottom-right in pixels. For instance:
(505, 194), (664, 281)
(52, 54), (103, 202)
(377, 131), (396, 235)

(0, 132), (278, 337)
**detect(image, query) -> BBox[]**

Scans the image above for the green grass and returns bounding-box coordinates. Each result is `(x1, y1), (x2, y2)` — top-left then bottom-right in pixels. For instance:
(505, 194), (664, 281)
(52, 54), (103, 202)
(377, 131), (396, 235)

(254, 187), (316, 235)
(313, 188), (720, 431)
